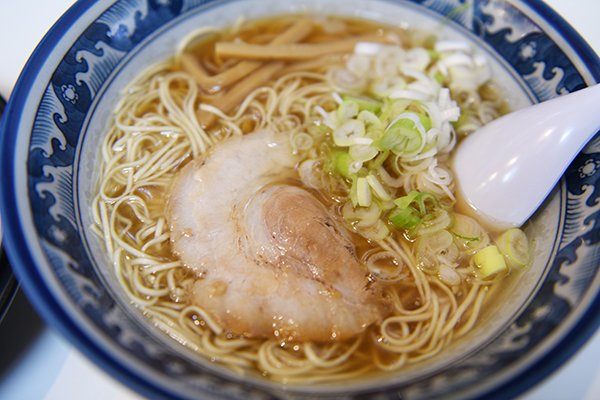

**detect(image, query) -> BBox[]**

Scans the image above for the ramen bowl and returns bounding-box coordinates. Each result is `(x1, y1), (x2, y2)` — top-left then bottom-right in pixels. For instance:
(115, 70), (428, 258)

(1, 0), (600, 399)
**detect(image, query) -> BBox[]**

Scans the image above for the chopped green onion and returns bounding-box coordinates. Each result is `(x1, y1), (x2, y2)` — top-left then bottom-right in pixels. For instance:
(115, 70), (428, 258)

(348, 160), (363, 174)
(378, 198), (396, 211)
(366, 127), (385, 144)
(414, 208), (451, 237)
(388, 191), (439, 231)
(350, 176), (358, 207)
(367, 150), (389, 170)
(342, 95), (382, 113)
(349, 144), (378, 162)
(366, 175), (391, 200)
(378, 113), (426, 154)
(297, 159), (321, 189)
(356, 177), (372, 207)
(379, 98), (411, 123)
(378, 122), (421, 153)
(331, 150), (353, 178)
(333, 120), (369, 147)
(452, 232), (480, 243)
(473, 245), (507, 279)
(495, 228), (529, 269)
(337, 100), (359, 121)
(438, 264), (461, 286)
(419, 113), (432, 131)
(393, 191), (419, 209)
(453, 107), (471, 129)
(389, 207), (421, 230)
(449, 214), (488, 253)
(433, 71), (445, 84)
(393, 191), (437, 214)
(291, 132), (314, 152)
(358, 110), (383, 128)
(354, 137), (374, 145)
(361, 219), (390, 240)
(342, 202), (381, 227)
(307, 123), (330, 137)
(415, 230), (456, 272)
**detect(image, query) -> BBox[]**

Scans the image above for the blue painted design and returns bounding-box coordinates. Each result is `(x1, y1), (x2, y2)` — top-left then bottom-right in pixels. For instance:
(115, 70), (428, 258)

(30, 85), (68, 158)
(0, 0), (598, 399)
(60, 84), (80, 104)
(478, 0), (542, 42)
(477, 3), (586, 97)
(96, 0), (150, 39)
(35, 164), (76, 228)
(75, 42), (127, 98)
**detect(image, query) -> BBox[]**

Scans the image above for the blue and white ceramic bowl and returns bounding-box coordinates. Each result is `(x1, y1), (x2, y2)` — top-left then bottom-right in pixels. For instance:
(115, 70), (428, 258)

(1, 0), (599, 399)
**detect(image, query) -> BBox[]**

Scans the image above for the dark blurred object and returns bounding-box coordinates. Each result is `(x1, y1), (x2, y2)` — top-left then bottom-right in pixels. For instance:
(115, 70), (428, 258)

(0, 290), (46, 378)
(0, 250), (16, 323)
(0, 95), (18, 323)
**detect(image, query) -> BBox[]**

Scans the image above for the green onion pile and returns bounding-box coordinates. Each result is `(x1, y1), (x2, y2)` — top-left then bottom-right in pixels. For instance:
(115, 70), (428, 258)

(294, 39), (530, 280)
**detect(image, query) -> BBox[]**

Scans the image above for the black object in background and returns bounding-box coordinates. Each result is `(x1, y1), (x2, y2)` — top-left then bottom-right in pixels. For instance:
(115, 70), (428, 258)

(0, 95), (18, 322)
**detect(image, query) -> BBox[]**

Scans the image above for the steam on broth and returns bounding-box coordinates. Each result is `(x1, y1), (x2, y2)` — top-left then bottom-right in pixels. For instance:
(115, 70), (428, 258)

(92, 15), (530, 383)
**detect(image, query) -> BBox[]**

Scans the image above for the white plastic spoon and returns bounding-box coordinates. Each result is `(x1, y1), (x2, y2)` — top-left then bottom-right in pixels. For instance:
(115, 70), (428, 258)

(452, 83), (600, 229)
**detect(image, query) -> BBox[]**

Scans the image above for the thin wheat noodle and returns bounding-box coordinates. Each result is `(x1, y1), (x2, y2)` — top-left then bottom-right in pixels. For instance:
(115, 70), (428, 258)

(380, 296), (440, 352)
(304, 337), (363, 368)
(423, 303), (452, 353)
(441, 282), (481, 336)
(456, 287), (488, 337)
(373, 351), (407, 371)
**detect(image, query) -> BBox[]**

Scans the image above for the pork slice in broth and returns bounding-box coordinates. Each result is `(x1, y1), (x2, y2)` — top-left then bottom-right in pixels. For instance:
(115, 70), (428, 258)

(168, 130), (390, 341)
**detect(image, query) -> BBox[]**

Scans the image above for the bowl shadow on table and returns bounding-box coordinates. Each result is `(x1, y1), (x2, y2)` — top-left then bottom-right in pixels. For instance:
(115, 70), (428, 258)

(0, 289), (46, 377)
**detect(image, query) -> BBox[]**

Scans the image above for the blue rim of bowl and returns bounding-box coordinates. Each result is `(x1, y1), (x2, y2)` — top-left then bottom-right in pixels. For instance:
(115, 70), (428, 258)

(0, 0), (599, 399)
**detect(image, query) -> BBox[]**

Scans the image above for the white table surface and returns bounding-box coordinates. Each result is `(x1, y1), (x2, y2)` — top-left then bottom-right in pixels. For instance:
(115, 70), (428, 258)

(0, 1), (599, 399)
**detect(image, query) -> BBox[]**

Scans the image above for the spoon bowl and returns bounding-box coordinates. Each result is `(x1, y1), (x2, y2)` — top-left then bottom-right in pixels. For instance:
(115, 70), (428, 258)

(453, 84), (600, 228)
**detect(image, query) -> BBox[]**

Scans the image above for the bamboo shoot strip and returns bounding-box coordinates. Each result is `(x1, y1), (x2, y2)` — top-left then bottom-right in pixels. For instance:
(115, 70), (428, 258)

(182, 19), (314, 91)
(215, 34), (393, 61)
(198, 62), (284, 128)
(276, 54), (345, 76)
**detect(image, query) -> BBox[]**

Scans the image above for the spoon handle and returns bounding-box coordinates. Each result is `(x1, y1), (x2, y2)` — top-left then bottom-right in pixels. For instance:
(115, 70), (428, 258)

(453, 84), (600, 228)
